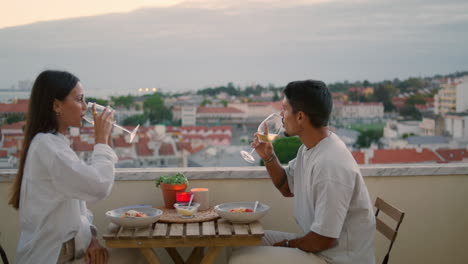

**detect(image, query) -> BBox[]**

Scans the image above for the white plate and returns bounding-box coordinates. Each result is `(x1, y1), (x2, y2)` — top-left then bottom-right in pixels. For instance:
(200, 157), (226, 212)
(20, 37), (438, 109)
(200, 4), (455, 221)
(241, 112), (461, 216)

(214, 202), (270, 224)
(105, 206), (163, 228)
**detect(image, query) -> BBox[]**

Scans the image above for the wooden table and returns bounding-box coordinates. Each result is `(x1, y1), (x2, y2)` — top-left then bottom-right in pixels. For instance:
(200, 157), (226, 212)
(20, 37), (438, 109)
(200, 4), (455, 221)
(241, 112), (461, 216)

(103, 219), (265, 264)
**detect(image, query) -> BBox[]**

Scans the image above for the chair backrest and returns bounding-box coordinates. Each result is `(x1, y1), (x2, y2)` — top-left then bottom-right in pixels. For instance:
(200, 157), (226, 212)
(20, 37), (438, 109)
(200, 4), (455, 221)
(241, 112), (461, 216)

(375, 197), (405, 264)
(0, 244), (8, 264)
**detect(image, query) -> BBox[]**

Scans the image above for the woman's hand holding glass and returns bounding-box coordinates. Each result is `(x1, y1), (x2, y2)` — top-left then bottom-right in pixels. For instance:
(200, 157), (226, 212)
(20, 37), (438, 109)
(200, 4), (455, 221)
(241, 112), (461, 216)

(84, 102), (140, 143)
(90, 103), (114, 145)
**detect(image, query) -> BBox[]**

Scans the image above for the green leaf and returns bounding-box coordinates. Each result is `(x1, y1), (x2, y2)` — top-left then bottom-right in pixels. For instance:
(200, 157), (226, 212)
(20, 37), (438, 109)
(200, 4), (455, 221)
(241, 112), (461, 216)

(155, 173), (188, 188)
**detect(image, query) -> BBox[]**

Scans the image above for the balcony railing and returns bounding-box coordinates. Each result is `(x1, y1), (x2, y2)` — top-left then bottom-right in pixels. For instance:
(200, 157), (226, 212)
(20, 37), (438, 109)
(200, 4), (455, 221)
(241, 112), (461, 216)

(1, 164), (467, 263)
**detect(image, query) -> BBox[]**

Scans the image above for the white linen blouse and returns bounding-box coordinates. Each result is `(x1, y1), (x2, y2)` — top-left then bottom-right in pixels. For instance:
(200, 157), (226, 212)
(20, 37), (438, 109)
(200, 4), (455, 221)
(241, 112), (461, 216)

(15, 132), (118, 264)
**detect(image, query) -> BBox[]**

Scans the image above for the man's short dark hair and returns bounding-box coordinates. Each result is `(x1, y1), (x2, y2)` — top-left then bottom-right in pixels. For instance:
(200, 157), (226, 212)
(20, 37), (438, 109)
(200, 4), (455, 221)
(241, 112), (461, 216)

(283, 80), (332, 128)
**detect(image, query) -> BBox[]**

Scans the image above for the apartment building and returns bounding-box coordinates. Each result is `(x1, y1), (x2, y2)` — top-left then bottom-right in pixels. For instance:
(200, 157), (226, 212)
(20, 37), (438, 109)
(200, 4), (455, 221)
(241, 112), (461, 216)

(434, 76), (468, 115)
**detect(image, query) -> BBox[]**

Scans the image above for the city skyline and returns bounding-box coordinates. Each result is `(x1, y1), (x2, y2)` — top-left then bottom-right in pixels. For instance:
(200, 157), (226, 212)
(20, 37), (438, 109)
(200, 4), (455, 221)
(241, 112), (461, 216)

(1, 0), (467, 93)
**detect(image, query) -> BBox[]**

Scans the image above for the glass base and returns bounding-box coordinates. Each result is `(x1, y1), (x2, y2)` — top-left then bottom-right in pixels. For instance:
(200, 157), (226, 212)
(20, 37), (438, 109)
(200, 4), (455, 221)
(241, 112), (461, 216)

(240, 150), (256, 163)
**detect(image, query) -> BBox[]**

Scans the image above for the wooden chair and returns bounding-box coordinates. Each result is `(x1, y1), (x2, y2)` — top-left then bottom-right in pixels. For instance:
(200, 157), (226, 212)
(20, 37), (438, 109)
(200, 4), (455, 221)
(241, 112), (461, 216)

(375, 197), (405, 264)
(0, 244), (8, 264)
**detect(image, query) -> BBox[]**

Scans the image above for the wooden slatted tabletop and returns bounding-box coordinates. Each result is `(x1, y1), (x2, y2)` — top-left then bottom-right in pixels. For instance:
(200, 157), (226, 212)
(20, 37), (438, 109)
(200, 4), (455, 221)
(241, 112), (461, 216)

(103, 219), (264, 264)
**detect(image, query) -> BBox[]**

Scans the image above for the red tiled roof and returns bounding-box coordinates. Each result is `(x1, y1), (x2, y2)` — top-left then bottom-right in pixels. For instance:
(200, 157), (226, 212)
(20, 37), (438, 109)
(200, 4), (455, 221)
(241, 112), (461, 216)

(0, 150), (7, 157)
(271, 101), (282, 111)
(342, 102), (383, 106)
(247, 102), (271, 106)
(159, 143), (175, 156)
(72, 139), (94, 152)
(352, 151), (365, 164)
(181, 126), (209, 131)
(370, 149), (443, 164)
(2, 140), (18, 148)
(136, 138), (153, 156)
(0, 121), (26, 130)
(179, 142), (205, 154)
(113, 136), (132, 148)
(436, 149), (468, 162)
(197, 107), (244, 114)
(0, 103), (28, 113)
(415, 104), (429, 111)
(166, 126), (180, 133)
(119, 156), (134, 161)
(210, 126), (233, 131)
(183, 135), (205, 140)
(16, 99), (29, 104)
(80, 127), (94, 134)
(206, 134), (231, 140)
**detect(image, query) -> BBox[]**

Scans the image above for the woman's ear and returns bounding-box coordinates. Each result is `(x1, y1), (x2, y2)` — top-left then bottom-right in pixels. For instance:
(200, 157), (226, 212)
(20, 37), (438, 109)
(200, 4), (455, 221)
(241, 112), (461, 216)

(53, 99), (62, 115)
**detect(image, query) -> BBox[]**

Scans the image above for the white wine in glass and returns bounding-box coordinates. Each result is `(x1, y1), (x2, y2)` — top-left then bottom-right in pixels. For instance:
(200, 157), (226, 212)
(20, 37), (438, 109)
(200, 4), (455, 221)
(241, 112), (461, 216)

(240, 112), (283, 163)
(83, 102), (140, 143)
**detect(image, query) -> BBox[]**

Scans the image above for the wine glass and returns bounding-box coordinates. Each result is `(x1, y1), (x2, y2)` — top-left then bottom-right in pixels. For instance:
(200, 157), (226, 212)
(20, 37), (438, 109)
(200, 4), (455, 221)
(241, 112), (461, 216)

(83, 102), (140, 143)
(240, 112), (283, 163)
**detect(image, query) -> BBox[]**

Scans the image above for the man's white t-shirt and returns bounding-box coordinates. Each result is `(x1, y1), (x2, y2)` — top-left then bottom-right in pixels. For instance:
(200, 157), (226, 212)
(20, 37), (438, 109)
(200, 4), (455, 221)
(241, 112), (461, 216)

(285, 132), (375, 264)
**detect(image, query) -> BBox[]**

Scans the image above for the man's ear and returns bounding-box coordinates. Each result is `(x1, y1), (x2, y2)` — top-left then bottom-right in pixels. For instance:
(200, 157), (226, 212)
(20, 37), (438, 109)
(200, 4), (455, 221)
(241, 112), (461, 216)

(53, 99), (62, 114)
(297, 111), (304, 121)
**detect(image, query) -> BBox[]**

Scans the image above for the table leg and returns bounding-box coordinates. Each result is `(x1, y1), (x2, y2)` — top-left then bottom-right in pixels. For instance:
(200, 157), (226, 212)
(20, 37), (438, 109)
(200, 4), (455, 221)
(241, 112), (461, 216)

(139, 248), (161, 264)
(166, 248), (185, 264)
(200, 247), (222, 264)
(186, 247), (204, 264)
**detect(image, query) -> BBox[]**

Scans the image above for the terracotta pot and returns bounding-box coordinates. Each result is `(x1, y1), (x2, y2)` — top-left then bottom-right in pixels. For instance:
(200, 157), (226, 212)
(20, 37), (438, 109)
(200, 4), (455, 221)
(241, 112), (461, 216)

(159, 182), (187, 209)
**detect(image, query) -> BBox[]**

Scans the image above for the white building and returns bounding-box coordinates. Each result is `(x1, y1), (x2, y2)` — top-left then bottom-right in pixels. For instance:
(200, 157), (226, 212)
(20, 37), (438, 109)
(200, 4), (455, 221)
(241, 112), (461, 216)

(384, 120), (422, 139)
(196, 106), (246, 125)
(434, 76), (468, 115)
(182, 105), (197, 126)
(229, 102), (282, 122)
(334, 102), (384, 119)
(445, 113), (468, 139)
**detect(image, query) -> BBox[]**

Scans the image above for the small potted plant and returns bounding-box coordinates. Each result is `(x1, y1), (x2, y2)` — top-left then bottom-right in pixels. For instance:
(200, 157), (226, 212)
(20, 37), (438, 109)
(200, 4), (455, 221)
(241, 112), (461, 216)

(155, 173), (188, 209)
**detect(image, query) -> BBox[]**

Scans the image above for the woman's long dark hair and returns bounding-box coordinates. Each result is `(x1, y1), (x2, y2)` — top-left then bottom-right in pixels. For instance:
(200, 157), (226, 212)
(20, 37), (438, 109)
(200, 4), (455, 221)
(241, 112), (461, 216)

(9, 70), (79, 209)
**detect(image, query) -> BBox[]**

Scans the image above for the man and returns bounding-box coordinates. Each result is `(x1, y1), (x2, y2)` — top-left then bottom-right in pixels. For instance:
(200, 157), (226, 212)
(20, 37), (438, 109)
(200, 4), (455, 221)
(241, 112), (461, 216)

(230, 80), (375, 264)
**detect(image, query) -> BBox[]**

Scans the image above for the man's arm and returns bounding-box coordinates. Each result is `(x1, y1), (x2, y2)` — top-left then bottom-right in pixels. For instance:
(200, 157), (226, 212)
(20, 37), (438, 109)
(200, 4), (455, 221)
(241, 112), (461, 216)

(263, 154), (293, 197)
(274, 231), (337, 253)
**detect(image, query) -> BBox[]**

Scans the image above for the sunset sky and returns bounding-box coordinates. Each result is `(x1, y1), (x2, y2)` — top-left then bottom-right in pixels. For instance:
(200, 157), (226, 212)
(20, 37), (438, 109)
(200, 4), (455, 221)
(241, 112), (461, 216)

(0, 0), (329, 29)
(1, 0), (467, 94)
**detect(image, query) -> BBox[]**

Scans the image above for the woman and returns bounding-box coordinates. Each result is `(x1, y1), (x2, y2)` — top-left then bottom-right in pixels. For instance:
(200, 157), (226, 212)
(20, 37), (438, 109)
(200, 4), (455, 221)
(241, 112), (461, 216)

(9, 70), (117, 264)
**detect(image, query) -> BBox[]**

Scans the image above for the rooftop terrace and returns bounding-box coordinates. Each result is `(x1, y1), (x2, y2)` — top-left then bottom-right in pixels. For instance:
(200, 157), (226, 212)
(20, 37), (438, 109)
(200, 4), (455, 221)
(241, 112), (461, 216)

(1, 165), (467, 263)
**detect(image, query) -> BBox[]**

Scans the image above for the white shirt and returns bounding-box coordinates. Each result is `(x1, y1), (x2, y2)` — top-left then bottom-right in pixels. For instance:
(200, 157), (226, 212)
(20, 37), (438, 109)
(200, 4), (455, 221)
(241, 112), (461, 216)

(16, 133), (118, 264)
(286, 133), (375, 264)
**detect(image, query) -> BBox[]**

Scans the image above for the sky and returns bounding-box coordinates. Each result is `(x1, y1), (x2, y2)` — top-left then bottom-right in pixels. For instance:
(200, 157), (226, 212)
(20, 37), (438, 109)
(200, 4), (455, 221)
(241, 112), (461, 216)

(1, 0), (467, 96)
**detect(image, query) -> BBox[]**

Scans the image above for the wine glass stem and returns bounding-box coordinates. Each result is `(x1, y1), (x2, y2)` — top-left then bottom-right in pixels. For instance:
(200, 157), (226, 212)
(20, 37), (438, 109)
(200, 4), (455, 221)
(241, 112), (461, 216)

(249, 148), (255, 155)
(112, 123), (132, 134)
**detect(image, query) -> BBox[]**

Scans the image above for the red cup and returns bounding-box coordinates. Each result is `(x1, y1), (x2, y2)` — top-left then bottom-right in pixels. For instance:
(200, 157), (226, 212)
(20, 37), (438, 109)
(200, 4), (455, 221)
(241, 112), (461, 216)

(176, 192), (192, 203)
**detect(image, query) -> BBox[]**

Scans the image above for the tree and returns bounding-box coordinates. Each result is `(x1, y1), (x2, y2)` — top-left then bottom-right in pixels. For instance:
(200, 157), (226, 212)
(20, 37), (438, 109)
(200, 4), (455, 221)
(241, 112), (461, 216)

(399, 105), (422, 120)
(221, 100), (228, 107)
(111, 95), (135, 109)
(6, 113), (25, 124)
(355, 129), (383, 148)
(86, 97), (108, 106)
(373, 84), (397, 112)
(123, 114), (146, 126)
(272, 90), (280, 101)
(201, 99), (212, 106)
(143, 93), (173, 124)
(405, 94), (426, 106)
(260, 136), (302, 165)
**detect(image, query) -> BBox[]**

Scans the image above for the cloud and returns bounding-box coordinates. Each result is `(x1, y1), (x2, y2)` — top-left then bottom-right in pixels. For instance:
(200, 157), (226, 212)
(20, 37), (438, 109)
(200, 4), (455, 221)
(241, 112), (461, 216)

(0, 0), (467, 94)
